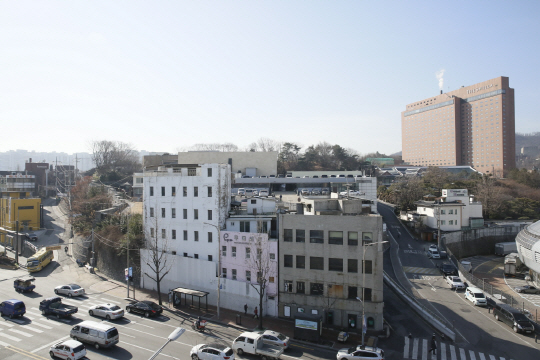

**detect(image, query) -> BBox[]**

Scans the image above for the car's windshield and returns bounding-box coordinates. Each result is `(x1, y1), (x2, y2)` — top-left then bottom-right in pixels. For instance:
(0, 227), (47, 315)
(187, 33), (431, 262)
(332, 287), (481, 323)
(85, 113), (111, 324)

(454, 278), (462, 283)
(110, 305), (121, 311)
(514, 313), (529, 322)
(474, 293), (485, 298)
(70, 285), (81, 290)
(276, 333), (286, 340)
(347, 347), (356, 354)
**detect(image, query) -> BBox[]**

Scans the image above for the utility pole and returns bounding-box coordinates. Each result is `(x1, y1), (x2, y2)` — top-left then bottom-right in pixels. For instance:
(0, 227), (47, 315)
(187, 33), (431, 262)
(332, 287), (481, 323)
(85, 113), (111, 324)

(91, 228), (95, 271)
(15, 220), (19, 264)
(127, 235), (130, 298)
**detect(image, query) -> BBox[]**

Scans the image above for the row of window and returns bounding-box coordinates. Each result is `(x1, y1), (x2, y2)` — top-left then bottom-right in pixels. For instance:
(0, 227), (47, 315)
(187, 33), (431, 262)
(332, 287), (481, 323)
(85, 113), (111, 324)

(283, 229), (373, 245)
(149, 186), (213, 197)
(150, 228), (213, 242)
(439, 209), (458, 215)
(283, 280), (372, 301)
(150, 208), (212, 221)
(284, 255), (372, 273)
(221, 246), (276, 260)
(221, 268), (273, 283)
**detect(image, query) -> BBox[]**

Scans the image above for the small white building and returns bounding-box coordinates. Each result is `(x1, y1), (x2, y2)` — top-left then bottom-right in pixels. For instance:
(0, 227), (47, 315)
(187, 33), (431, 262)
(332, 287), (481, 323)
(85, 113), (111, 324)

(415, 189), (483, 231)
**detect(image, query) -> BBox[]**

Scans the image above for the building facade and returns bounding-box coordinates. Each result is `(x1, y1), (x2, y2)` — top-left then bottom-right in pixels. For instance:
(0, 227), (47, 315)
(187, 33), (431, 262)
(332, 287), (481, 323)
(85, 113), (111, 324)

(402, 76), (515, 175)
(278, 199), (384, 331)
(515, 220), (540, 287)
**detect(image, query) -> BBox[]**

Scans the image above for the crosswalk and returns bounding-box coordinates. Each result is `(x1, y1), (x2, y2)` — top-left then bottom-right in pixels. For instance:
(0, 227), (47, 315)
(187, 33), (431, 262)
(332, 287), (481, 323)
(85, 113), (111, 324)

(0, 294), (128, 348)
(403, 337), (512, 360)
(403, 266), (441, 275)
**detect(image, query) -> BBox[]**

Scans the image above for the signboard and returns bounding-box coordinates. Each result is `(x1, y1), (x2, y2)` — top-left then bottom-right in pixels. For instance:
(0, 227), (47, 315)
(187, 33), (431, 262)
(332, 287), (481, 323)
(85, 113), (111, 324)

(221, 231), (268, 244)
(46, 246), (61, 250)
(442, 189), (467, 197)
(295, 319), (317, 330)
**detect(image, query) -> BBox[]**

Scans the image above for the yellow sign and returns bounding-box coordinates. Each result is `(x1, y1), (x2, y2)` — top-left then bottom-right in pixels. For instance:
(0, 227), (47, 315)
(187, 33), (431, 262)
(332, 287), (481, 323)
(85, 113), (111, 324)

(46, 246), (61, 251)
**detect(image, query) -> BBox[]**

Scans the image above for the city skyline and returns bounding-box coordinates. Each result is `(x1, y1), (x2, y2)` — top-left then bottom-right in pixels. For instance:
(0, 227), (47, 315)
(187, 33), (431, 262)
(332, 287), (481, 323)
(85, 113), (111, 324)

(1, 2), (539, 155)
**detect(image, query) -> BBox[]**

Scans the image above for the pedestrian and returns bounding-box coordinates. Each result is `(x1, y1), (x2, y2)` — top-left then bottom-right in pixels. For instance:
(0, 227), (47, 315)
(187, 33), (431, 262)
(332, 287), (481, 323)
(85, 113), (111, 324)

(430, 334), (437, 355)
(168, 292), (173, 309)
(253, 306), (258, 319)
(279, 194), (282, 202)
(244, 304), (248, 315)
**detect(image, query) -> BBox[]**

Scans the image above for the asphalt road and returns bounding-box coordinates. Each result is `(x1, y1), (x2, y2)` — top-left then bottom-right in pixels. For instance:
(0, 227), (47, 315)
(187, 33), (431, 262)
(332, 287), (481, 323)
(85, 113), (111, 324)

(378, 202), (540, 360)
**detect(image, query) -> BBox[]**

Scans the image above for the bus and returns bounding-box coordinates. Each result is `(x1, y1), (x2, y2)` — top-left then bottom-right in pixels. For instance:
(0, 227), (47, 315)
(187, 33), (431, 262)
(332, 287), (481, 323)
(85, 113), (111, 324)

(27, 248), (54, 273)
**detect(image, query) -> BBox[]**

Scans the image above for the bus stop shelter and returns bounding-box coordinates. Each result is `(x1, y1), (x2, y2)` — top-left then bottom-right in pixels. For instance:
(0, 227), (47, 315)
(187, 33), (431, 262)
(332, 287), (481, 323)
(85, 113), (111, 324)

(170, 287), (209, 311)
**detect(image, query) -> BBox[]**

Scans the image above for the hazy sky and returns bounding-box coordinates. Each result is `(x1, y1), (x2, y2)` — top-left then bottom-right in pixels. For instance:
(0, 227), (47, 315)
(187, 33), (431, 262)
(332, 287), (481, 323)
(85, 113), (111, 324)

(1, 1), (539, 156)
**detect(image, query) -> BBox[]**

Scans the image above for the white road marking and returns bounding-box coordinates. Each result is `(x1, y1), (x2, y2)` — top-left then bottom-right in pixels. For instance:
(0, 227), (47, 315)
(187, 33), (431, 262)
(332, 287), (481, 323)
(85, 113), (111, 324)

(403, 336), (410, 358)
(7, 319), (26, 325)
(459, 348), (466, 360)
(422, 339), (428, 360)
(31, 335), (70, 353)
(100, 298), (116, 303)
(0, 321), (15, 327)
(412, 338), (419, 359)
(9, 328), (33, 337)
(479, 353), (486, 360)
(440, 342), (446, 360)
(0, 330), (21, 342)
(29, 322), (53, 330)
(19, 326), (43, 333)
(0, 339), (11, 347)
(469, 350), (476, 360)
(449, 344), (457, 360)
(489, 356), (496, 360)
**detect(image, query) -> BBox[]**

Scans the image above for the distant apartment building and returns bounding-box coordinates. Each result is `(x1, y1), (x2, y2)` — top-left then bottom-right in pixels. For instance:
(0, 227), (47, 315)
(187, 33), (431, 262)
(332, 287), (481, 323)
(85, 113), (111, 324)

(278, 198), (384, 331)
(402, 76), (515, 175)
(0, 173), (42, 234)
(24, 159), (52, 196)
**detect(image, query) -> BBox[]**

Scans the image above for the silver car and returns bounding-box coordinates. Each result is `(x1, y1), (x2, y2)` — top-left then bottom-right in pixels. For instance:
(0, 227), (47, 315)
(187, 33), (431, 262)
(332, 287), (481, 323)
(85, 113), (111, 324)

(261, 330), (290, 350)
(55, 284), (85, 297)
(88, 303), (125, 320)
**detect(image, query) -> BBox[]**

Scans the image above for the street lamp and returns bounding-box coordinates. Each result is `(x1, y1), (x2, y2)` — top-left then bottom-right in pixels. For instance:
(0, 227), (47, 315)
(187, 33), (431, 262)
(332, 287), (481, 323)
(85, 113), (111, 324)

(358, 240), (388, 346)
(204, 222), (222, 320)
(148, 327), (185, 360)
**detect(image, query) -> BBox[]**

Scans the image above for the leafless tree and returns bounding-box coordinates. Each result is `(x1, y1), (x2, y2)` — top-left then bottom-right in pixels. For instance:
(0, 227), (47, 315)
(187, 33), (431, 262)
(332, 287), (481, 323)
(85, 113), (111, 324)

(90, 140), (140, 174)
(186, 143), (240, 152)
(474, 175), (508, 218)
(247, 138), (281, 152)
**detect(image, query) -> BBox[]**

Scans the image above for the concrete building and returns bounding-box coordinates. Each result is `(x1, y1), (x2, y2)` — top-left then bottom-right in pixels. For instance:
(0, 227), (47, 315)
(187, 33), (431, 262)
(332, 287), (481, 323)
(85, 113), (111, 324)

(515, 220), (540, 287)
(415, 189), (483, 231)
(402, 76), (515, 175)
(278, 198), (384, 331)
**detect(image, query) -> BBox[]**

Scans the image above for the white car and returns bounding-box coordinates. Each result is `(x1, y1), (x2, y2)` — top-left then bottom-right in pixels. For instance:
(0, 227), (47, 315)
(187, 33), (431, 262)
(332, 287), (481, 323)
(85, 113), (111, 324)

(49, 339), (86, 360)
(429, 244), (438, 251)
(88, 303), (125, 320)
(446, 276), (465, 290)
(465, 287), (487, 306)
(261, 330), (290, 349)
(336, 346), (385, 360)
(339, 190), (361, 196)
(259, 189), (269, 197)
(427, 249), (440, 259)
(55, 284), (85, 297)
(237, 188), (245, 196)
(190, 343), (235, 360)
(252, 189), (259, 196)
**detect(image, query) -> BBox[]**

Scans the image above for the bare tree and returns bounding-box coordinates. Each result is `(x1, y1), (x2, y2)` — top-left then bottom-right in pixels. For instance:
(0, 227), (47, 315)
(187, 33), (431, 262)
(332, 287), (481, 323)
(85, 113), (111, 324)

(141, 211), (174, 305)
(247, 138), (281, 152)
(187, 143), (240, 152)
(90, 140), (140, 175)
(474, 175), (507, 218)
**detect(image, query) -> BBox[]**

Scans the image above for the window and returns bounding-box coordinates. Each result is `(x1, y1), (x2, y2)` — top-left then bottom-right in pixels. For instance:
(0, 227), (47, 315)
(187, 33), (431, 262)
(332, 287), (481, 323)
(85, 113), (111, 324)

(310, 256), (324, 270)
(258, 221), (268, 234)
(172, 186), (176, 196)
(310, 283), (324, 296)
(232, 269), (237, 280)
(296, 255), (305, 269)
(455, 209), (459, 215)
(246, 270), (251, 282)
(194, 209), (198, 220)
(329, 258), (343, 272)
(362, 288), (372, 302)
(207, 187), (212, 197)
(222, 268), (227, 278)
(284, 255), (293, 267)
(270, 253), (276, 260)
(161, 186), (165, 196)
(208, 232), (212, 243)
(440, 209), (446, 215)
(222, 246), (227, 257)
(310, 230), (324, 243)
(269, 277), (274, 283)
(348, 286), (358, 299)
(208, 255), (213, 261)
(449, 209), (454, 214)
(296, 281), (305, 294)
(232, 246), (236, 257)
(172, 229), (176, 240)
(171, 208), (176, 218)
(348, 259), (358, 273)
(183, 209), (187, 219)
(363, 260), (373, 274)
(348, 231), (358, 246)
(284, 280), (293, 293)
(183, 230), (188, 241)
(240, 221), (250, 232)
(161, 208), (166, 218)
(150, 228), (155, 237)
(150, 207), (154, 217)
(183, 187), (187, 197)
(449, 220), (454, 225)
(362, 232), (373, 245)
(245, 248), (250, 259)
(194, 231), (199, 242)
(150, 187), (154, 196)
(188, 168), (196, 176)
(296, 229), (305, 243)
(329, 231), (343, 245)
(441, 220), (446, 225)
(194, 187), (198, 197)
(284, 229), (293, 242)
(207, 210), (212, 220)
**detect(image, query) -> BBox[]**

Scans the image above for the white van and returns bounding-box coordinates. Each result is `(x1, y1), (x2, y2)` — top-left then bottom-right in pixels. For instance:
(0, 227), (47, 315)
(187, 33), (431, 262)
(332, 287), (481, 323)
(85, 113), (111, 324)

(259, 189), (269, 197)
(238, 188), (246, 196)
(245, 189), (254, 197)
(70, 321), (119, 349)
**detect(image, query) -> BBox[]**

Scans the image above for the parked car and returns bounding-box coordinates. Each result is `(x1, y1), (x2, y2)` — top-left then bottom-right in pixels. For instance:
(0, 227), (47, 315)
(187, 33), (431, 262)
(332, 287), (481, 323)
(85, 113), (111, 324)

(190, 343), (235, 360)
(252, 189), (259, 196)
(88, 303), (125, 320)
(429, 244), (438, 251)
(312, 175), (319, 178)
(301, 189), (310, 195)
(70, 321), (119, 349)
(338, 174), (345, 178)
(465, 287), (487, 306)
(446, 276), (465, 290)
(336, 346), (385, 360)
(285, 174), (292, 178)
(0, 299), (26, 318)
(303, 175), (310, 178)
(237, 188), (245, 196)
(269, 175), (276, 178)
(439, 263), (458, 278)
(49, 339), (86, 360)
(24, 233), (38, 241)
(242, 175), (251, 178)
(277, 174), (285, 178)
(321, 188), (330, 195)
(55, 284), (85, 297)
(321, 175), (328, 178)
(493, 303), (535, 333)
(514, 285), (540, 294)
(427, 249), (441, 259)
(260, 175), (268, 178)
(347, 174), (354, 178)
(126, 301), (163, 318)
(311, 189), (321, 195)
(259, 189), (269, 197)
(260, 330), (290, 350)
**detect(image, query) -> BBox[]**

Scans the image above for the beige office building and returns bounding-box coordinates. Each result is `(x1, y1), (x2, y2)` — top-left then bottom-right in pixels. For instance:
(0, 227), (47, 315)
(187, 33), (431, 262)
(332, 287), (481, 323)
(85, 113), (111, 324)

(401, 76), (515, 175)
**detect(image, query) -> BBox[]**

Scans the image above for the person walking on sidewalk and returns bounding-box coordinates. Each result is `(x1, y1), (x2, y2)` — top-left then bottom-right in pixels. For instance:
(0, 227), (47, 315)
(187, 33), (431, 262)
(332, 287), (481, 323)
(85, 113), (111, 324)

(244, 304), (248, 315)
(253, 306), (259, 319)
(430, 334), (437, 355)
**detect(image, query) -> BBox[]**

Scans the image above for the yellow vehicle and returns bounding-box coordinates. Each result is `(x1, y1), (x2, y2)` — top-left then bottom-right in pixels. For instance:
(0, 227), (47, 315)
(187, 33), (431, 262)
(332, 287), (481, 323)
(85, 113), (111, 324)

(27, 248), (54, 273)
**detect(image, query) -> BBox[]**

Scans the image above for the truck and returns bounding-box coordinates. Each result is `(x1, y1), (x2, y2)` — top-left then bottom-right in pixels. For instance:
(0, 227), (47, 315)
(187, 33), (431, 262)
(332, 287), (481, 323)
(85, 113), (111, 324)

(39, 296), (78, 319)
(232, 331), (283, 360)
(504, 253), (523, 276)
(494, 242), (517, 256)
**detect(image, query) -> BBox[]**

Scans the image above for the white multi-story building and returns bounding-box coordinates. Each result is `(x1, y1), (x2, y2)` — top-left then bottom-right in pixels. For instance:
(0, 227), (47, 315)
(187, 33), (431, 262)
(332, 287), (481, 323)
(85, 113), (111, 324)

(139, 163), (231, 300)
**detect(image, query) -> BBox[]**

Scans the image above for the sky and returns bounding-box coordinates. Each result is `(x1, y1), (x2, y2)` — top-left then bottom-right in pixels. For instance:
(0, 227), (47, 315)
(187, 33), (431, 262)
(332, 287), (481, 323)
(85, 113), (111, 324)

(1, 1), (539, 156)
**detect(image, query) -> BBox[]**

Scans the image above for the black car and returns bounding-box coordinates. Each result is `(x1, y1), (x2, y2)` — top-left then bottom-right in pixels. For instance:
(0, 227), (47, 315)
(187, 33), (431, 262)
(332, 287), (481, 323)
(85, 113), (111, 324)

(440, 263), (457, 277)
(126, 301), (163, 318)
(25, 233), (38, 241)
(493, 303), (535, 334)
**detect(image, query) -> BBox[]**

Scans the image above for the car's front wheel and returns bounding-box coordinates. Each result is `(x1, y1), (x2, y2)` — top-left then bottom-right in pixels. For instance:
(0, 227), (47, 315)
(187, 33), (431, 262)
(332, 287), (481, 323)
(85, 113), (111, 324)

(68, 293), (72, 298)
(106, 315), (111, 320)
(495, 314), (499, 321)
(513, 326), (519, 333)
(94, 343), (100, 350)
(145, 311), (150, 318)
(237, 348), (244, 356)
(49, 351), (55, 358)
(191, 355), (199, 360)
(127, 307), (131, 313)
(89, 310), (94, 316)
(54, 289), (59, 295)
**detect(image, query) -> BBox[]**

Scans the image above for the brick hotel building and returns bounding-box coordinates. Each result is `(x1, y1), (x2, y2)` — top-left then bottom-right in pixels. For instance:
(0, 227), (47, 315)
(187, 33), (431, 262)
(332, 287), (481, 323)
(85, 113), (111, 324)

(401, 76), (515, 175)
